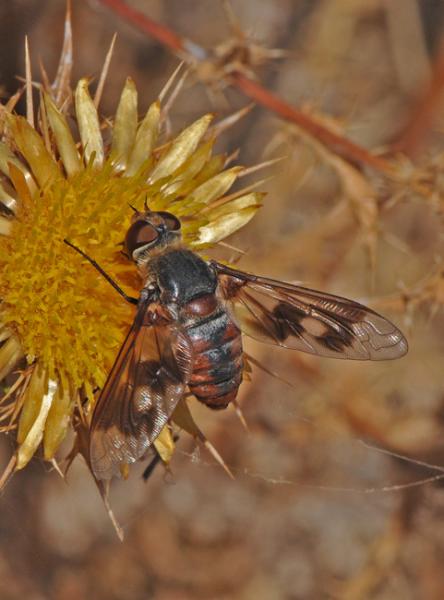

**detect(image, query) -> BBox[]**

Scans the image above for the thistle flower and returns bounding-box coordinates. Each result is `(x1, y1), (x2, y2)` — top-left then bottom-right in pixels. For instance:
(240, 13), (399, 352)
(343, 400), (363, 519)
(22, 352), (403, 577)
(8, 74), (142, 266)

(0, 14), (262, 482)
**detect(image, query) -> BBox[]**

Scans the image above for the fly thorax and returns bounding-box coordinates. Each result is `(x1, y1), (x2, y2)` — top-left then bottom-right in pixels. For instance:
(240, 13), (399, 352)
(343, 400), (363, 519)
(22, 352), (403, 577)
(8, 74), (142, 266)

(150, 249), (217, 307)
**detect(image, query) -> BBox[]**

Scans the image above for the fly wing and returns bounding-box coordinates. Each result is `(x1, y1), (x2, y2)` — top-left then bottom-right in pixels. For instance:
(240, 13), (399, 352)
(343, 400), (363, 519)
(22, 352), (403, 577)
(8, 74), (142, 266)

(90, 300), (193, 480)
(213, 262), (408, 361)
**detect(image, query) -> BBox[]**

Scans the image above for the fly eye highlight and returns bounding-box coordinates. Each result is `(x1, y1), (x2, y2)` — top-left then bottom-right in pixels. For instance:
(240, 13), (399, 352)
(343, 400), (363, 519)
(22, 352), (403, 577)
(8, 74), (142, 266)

(157, 212), (181, 232)
(125, 221), (158, 254)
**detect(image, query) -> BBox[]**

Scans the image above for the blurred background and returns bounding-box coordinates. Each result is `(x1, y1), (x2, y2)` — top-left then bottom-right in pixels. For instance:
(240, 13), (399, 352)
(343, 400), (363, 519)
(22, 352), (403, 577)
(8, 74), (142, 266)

(1, 0), (444, 598)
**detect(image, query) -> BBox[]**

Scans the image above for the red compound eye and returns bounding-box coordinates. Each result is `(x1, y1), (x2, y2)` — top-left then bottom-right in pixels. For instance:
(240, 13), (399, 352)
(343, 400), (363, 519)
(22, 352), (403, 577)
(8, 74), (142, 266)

(125, 220), (158, 253)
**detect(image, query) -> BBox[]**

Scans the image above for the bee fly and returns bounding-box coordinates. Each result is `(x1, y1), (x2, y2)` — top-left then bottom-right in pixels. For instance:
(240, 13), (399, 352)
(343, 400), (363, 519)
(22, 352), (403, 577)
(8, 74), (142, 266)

(66, 209), (408, 480)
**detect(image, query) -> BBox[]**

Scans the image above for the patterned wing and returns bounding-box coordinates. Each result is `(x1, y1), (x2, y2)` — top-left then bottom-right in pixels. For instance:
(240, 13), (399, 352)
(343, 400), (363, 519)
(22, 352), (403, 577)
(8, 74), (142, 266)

(213, 262), (408, 361)
(90, 299), (193, 480)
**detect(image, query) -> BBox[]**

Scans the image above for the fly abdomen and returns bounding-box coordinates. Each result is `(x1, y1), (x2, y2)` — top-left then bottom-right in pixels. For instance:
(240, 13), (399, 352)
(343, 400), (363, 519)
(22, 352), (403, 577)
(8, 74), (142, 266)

(183, 297), (243, 409)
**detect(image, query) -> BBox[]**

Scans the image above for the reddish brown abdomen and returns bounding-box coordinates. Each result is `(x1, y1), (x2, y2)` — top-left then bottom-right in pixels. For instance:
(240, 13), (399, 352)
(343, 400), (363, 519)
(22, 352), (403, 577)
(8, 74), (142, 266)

(182, 294), (243, 409)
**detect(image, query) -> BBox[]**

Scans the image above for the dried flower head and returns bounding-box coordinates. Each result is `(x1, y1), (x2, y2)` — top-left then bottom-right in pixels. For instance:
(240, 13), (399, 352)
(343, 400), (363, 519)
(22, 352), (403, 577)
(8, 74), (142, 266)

(0, 10), (262, 483)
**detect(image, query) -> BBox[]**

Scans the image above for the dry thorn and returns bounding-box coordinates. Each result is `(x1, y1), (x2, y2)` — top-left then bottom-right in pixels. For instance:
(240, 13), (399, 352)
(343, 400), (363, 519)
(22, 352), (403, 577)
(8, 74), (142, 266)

(7, 368), (34, 430)
(38, 56), (51, 92)
(158, 61), (185, 103)
(2, 87), (24, 114)
(0, 371), (27, 406)
(221, 0), (244, 40)
(0, 454), (16, 492)
(210, 103), (254, 138)
(239, 156), (285, 179)
(160, 67), (189, 122)
(50, 458), (65, 479)
(232, 399), (249, 432)
(94, 33), (117, 109)
(38, 88), (52, 154)
(53, 0), (73, 106)
(25, 37), (34, 128)
(224, 148), (240, 167)
(201, 438), (234, 480)
(216, 240), (247, 256)
(101, 480), (124, 541)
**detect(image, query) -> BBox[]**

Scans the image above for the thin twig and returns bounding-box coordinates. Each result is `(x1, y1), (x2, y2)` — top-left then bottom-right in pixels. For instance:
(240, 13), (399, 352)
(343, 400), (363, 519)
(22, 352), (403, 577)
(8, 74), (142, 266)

(98, 0), (184, 53)
(230, 72), (394, 174)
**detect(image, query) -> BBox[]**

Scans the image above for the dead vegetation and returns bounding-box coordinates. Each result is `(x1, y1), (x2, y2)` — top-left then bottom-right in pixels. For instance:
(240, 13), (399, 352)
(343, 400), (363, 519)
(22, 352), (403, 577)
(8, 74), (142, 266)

(1, 1), (444, 598)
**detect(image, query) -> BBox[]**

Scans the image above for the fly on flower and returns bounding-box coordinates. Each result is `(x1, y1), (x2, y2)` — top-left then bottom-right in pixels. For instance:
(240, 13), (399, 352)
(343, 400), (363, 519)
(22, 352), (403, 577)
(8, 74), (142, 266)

(67, 208), (408, 481)
(0, 4), (408, 497)
(0, 9), (263, 478)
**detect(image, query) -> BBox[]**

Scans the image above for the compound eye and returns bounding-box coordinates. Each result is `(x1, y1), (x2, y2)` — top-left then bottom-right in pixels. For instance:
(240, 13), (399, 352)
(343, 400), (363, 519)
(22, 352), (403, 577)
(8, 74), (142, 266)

(158, 211), (181, 232)
(125, 220), (158, 254)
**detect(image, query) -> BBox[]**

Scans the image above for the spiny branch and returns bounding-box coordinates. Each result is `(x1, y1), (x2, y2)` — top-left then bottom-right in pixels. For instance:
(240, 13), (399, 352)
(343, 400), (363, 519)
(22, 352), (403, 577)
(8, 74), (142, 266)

(97, 0), (394, 175)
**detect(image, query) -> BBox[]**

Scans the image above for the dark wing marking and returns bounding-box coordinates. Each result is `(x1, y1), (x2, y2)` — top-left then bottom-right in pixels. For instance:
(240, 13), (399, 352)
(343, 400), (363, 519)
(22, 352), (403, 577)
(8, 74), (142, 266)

(90, 297), (193, 480)
(213, 261), (408, 361)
